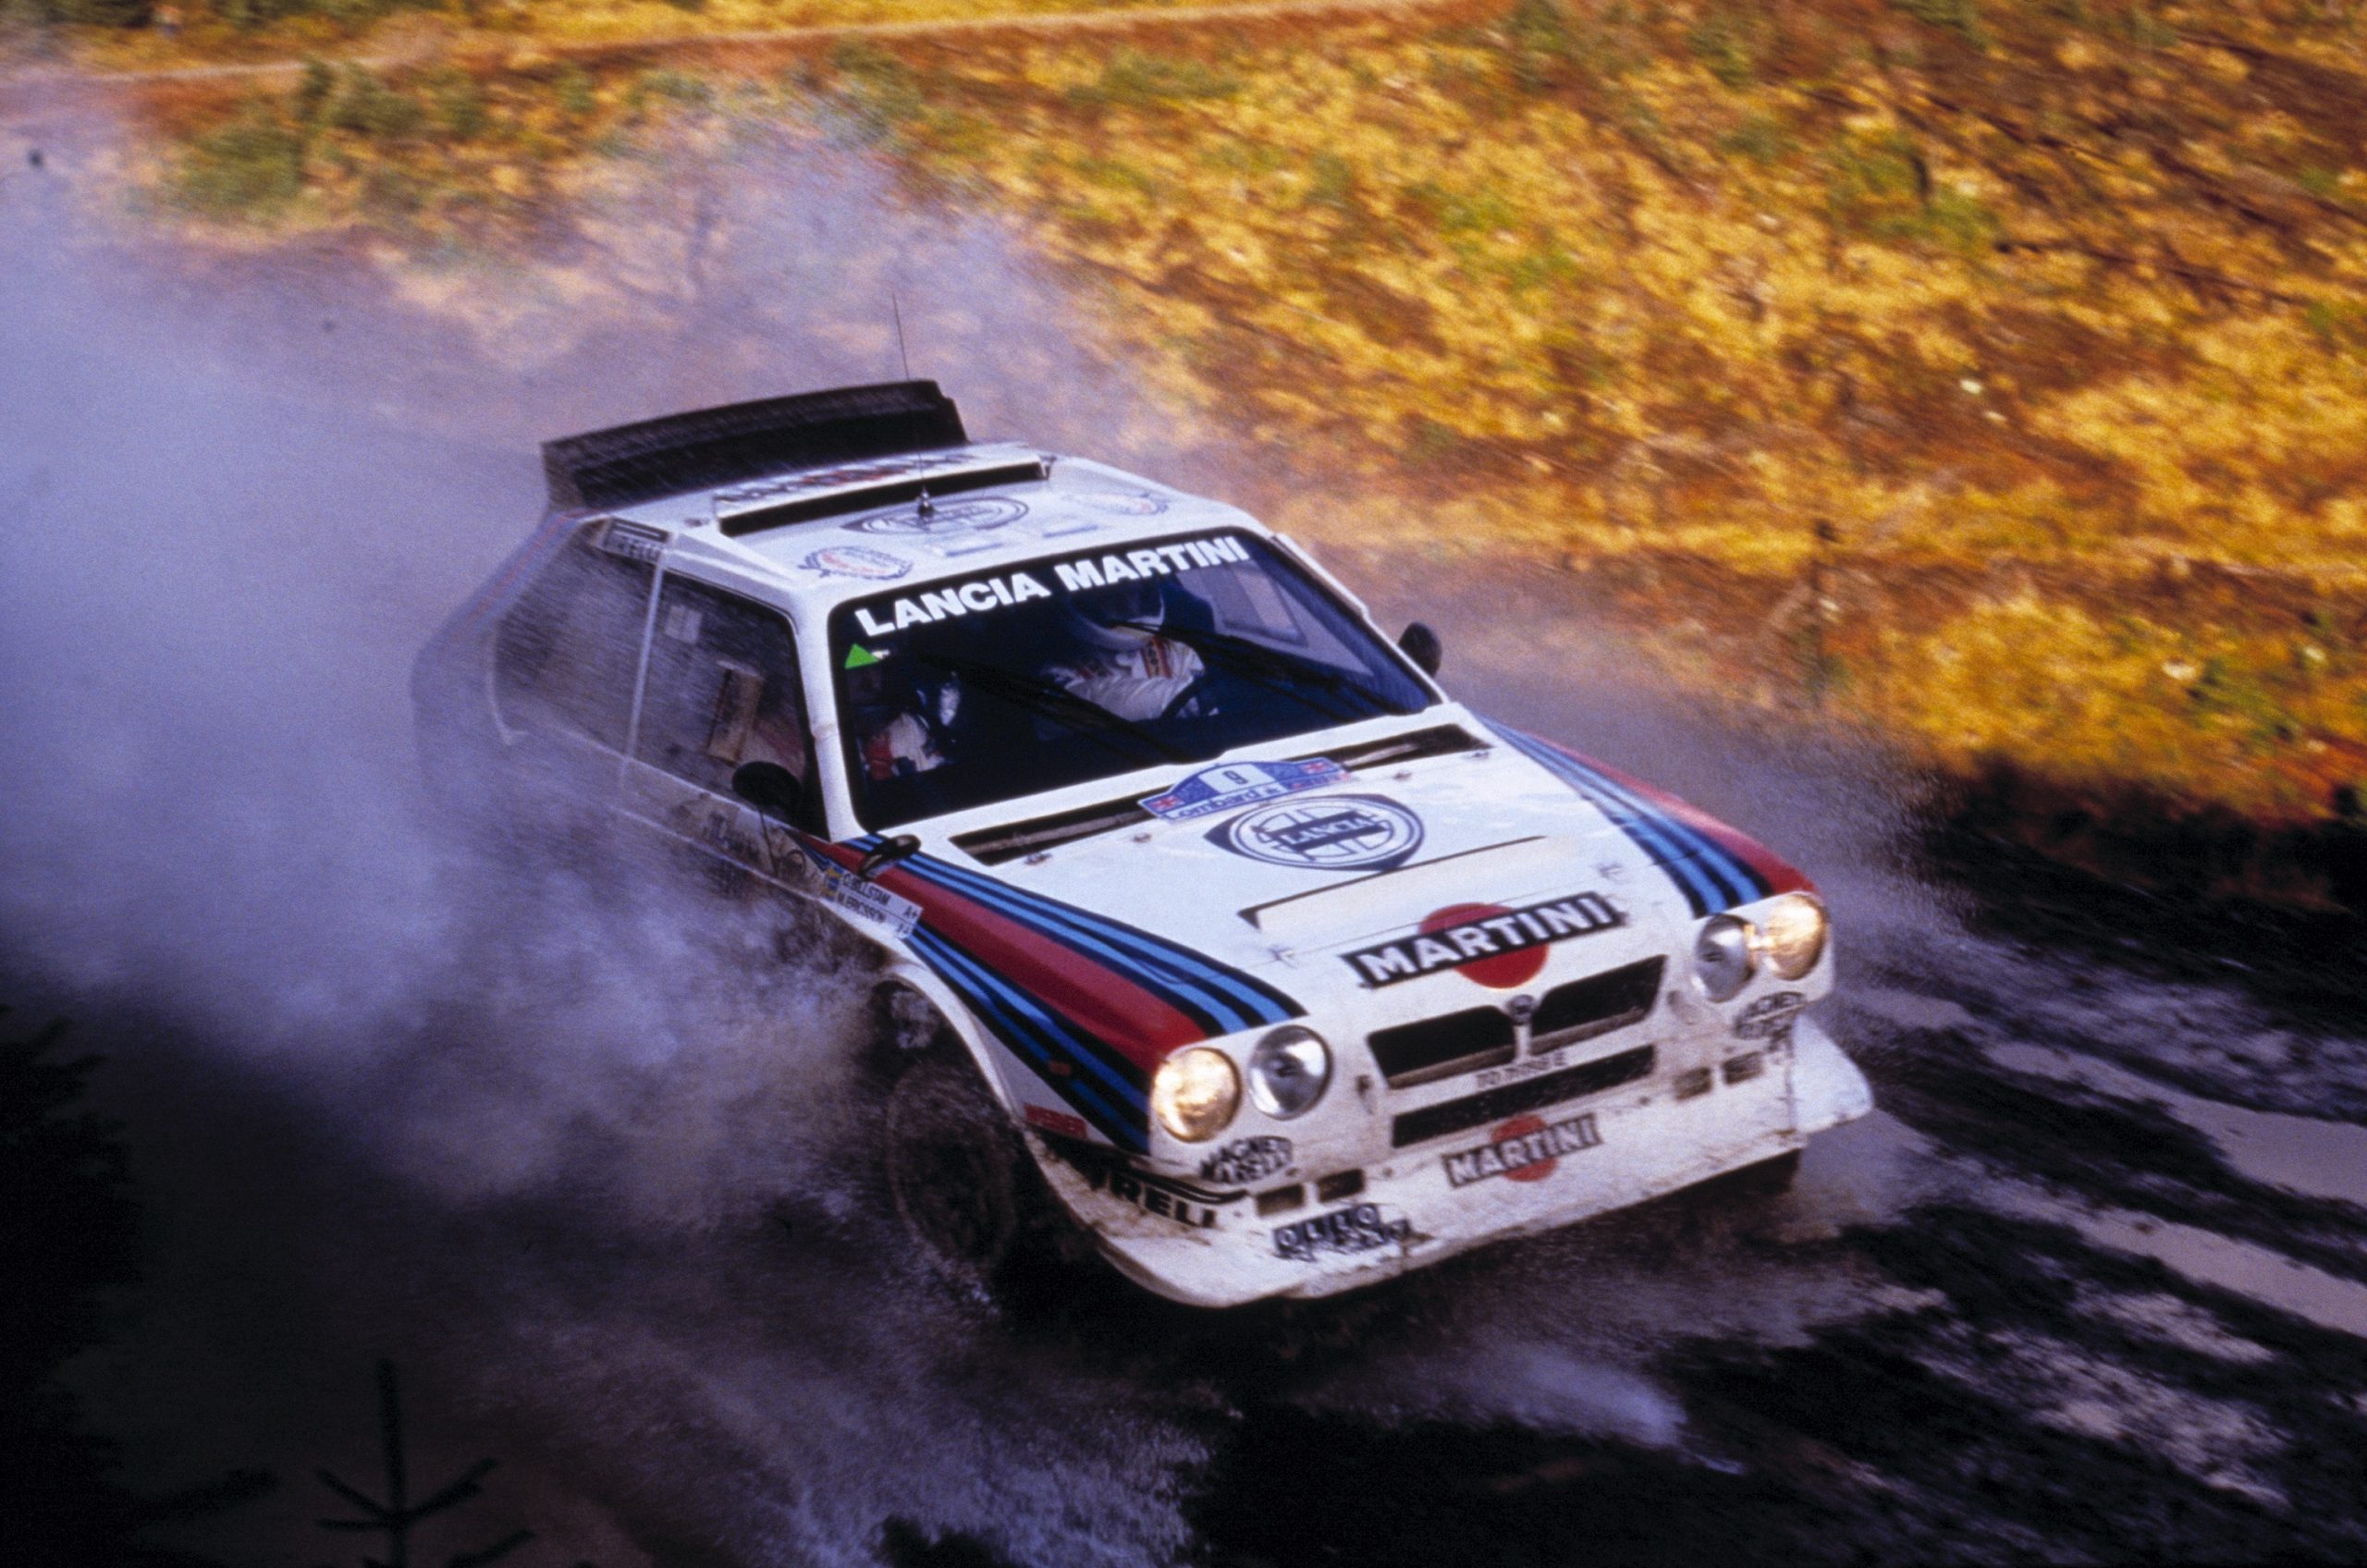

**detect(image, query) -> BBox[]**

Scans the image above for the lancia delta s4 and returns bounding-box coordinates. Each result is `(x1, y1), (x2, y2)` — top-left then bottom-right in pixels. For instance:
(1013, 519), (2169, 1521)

(412, 381), (1873, 1307)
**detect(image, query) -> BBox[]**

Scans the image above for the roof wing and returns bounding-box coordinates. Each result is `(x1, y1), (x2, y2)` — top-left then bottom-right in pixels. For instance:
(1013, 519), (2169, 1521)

(541, 381), (967, 510)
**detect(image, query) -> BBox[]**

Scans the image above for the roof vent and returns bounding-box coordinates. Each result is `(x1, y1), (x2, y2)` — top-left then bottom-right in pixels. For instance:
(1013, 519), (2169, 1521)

(541, 380), (967, 510)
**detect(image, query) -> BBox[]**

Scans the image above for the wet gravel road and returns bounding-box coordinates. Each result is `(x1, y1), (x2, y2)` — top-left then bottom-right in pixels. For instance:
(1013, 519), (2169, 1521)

(49, 575), (2367, 1568)
(7, 141), (2367, 1567)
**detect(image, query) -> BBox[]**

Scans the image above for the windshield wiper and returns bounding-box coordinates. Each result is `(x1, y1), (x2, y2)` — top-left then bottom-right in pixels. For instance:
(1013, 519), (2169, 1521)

(906, 651), (1194, 765)
(1122, 621), (1413, 721)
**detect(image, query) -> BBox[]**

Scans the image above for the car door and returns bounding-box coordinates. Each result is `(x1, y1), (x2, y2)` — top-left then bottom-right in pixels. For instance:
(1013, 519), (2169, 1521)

(486, 521), (658, 815)
(619, 572), (823, 896)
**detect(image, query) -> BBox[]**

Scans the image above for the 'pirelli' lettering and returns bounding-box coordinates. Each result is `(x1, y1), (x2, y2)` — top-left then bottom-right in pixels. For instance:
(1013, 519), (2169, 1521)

(1344, 891), (1624, 987)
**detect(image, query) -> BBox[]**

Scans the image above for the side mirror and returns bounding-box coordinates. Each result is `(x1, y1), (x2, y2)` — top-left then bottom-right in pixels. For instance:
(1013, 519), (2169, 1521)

(730, 761), (805, 821)
(857, 834), (922, 879)
(1397, 621), (1442, 678)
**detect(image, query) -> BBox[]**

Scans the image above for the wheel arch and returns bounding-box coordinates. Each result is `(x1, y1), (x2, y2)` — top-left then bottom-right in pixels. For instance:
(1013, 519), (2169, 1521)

(871, 959), (1026, 1120)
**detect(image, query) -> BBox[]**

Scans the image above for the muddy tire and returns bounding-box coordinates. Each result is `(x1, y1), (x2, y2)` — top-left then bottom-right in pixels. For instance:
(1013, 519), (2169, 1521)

(883, 1054), (1027, 1291)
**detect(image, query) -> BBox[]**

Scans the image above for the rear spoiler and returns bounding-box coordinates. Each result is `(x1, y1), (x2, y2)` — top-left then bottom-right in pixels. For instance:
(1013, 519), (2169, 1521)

(541, 381), (967, 510)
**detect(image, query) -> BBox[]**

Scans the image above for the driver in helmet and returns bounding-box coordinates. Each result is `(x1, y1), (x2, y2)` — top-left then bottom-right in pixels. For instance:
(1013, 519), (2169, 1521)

(1039, 577), (1206, 724)
(846, 655), (959, 780)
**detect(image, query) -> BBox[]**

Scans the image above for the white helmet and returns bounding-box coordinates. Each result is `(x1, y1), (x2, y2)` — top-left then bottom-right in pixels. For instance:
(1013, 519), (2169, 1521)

(1065, 579), (1163, 651)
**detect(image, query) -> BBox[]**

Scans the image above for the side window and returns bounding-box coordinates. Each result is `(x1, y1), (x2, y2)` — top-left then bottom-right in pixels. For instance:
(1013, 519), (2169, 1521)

(493, 528), (655, 751)
(634, 576), (815, 811)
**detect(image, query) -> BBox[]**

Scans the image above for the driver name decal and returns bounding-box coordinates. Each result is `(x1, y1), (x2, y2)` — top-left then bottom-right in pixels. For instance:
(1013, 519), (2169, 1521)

(1343, 891), (1624, 987)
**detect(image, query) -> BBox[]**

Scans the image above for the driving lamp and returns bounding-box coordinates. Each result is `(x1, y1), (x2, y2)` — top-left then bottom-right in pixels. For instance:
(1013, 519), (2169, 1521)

(1757, 893), (1829, 980)
(1152, 1047), (1240, 1143)
(1247, 1026), (1331, 1120)
(1692, 914), (1756, 1002)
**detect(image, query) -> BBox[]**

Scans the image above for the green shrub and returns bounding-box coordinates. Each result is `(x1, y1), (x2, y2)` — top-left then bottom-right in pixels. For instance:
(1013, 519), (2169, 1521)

(328, 67), (425, 139)
(171, 103), (305, 216)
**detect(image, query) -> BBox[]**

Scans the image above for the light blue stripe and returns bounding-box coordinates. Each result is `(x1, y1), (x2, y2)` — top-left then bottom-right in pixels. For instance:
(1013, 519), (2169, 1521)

(1495, 728), (1728, 914)
(891, 852), (1269, 1035)
(1535, 741), (1764, 909)
(906, 934), (1148, 1153)
(902, 850), (1281, 1027)
(917, 849), (1299, 1023)
(913, 930), (1147, 1112)
(910, 927), (1150, 1119)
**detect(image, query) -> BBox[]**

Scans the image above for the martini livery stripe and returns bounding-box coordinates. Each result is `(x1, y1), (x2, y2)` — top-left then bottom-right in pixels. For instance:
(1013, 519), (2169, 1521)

(1490, 724), (1777, 916)
(905, 927), (1152, 1151)
(861, 842), (1304, 1038)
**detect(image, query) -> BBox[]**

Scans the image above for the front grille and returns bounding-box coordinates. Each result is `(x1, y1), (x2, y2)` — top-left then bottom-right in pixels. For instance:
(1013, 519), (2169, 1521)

(1532, 957), (1664, 1047)
(1391, 1045), (1657, 1147)
(1367, 1007), (1515, 1088)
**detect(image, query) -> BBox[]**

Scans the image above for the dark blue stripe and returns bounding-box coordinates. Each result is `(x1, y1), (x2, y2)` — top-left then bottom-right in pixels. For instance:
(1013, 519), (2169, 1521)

(900, 847), (1301, 1026)
(897, 853), (1249, 1035)
(907, 929), (1149, 1152)
(1493, 726), (1732, 916)
(863, 840), (1302, 1035)
(1530, 741), (1768, 908)
(910, 928), (1149, 1109)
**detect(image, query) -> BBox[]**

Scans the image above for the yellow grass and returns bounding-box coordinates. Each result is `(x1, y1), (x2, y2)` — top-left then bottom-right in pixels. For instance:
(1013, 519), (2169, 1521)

(125, 0), (2367, 824)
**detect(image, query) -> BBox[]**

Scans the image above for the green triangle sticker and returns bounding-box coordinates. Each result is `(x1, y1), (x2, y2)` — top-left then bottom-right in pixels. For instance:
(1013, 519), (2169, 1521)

(843, 644), (882, 669)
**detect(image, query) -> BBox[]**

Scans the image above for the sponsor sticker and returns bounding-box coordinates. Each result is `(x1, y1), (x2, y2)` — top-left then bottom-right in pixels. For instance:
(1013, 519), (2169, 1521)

(1733, 990), (1810, 1044)
(715, 452), (976, 509)
(599, 521), (667, 563)
(1476, 1047), (1564, 1091)
(1024, 1103), (1089, 1139)
(847, 496), (1030, 550)
(1067, 1152), (1243, 1231)
(1273, 1202), (1412, 1262)
(1442, 1112), (1601, 1189)
(1067, 490), (1170, 517)
(1199, 1134), (1294, 1185)
(792, 843), (922, 937)
(801, 545), (913, 582)
(1343, 891), (1624, 988)
(1141, 758), (1348, 823)
(844, 533), (1255, 639)
(1208, 794), (1425, 874)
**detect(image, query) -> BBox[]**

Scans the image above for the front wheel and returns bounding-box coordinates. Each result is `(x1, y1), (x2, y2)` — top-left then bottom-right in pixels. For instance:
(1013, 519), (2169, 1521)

(883, 1055), (1025, 1291)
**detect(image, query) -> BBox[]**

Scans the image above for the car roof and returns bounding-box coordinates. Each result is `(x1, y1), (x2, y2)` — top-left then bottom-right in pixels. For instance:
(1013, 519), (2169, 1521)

(597, 444), (1277, 619)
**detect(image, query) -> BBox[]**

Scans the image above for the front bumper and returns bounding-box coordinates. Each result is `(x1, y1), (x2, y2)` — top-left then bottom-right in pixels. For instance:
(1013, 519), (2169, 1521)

(1033, 1016), (1873, 1308)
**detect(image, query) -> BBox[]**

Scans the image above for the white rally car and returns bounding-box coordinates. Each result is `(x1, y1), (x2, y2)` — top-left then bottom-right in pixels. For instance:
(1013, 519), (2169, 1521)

(413, 381), (1872, 1307)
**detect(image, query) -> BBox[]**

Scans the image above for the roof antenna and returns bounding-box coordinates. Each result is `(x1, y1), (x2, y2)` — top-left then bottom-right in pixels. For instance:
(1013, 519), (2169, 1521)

(891, 293), (912, 380)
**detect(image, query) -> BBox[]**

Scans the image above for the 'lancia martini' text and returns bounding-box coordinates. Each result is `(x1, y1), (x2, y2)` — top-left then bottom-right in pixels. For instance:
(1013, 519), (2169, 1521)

(851, 534), (1252, 636)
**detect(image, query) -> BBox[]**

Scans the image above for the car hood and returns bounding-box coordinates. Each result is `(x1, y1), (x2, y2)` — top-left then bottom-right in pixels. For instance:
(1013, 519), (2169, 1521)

(859, 714), (1804, 1060)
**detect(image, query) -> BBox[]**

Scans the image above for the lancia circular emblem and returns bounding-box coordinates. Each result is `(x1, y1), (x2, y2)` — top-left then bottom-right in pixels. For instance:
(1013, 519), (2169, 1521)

(1214, 794), (1424, 873)
(848, 496), (1028, 537)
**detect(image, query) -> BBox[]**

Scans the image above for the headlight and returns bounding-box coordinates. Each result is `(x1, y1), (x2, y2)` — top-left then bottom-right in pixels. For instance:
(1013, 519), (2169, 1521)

(1758, 893), (1828, 980)
(1692, 913), (1755, 1001)
(1247, 1026), (1331, 1120)
(1151, 1047), (1240, 1143)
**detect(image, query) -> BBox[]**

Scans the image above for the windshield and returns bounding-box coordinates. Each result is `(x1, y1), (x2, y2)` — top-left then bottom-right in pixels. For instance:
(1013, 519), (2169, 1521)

(828, 529), (1433, 828)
